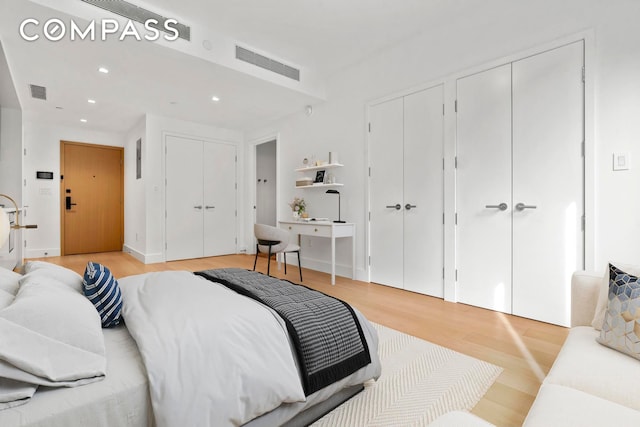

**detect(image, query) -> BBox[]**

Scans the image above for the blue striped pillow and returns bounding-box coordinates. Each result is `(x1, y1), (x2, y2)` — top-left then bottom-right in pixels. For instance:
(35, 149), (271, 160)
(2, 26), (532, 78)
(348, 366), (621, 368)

(83, 262), (123, 328)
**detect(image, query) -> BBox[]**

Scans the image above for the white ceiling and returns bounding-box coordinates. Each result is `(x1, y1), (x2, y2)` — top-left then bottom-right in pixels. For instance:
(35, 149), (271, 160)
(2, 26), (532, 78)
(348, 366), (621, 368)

(0, 0), (473, 133)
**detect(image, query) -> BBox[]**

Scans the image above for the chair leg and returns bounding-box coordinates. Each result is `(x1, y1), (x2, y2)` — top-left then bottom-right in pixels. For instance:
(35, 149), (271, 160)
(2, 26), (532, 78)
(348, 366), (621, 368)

(253, 244), (259, 271)
(297, 251), (303, 282)
(284, 252), (287, 275)
(267, 245), (272, 276)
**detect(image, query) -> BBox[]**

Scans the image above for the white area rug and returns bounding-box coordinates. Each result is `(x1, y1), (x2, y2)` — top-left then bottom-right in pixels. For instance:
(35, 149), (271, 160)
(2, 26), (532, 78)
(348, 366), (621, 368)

(312, 323), (503, 426)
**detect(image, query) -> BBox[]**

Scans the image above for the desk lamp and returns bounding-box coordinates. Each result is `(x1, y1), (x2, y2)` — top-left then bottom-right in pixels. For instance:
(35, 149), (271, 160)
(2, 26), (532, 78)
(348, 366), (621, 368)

(325, 190), (345, 223)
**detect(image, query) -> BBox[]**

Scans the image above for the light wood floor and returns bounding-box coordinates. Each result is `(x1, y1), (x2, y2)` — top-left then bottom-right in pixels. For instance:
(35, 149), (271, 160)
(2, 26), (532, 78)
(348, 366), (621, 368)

(29, 252), (568, 427)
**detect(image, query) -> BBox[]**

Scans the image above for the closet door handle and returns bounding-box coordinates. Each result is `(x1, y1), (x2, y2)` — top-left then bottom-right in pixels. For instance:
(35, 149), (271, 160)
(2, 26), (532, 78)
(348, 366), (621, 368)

(515, 203), (537, 211)
(405, 204), (417, 210)
(194, 205), (203, 210)
(386, 204), (402, 210)
(485, 203), (508, 211)
(205, 206), (215, 210)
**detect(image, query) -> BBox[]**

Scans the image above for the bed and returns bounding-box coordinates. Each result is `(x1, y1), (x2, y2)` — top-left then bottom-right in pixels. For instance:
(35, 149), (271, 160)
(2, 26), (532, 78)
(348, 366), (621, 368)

(0, 262), (381, 427)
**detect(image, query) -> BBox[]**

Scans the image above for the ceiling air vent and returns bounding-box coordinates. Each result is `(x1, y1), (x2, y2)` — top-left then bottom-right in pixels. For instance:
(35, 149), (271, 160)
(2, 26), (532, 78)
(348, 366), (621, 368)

(236, 46), (300, 81)
(80, 0), (191, 41)
(29, 84), (47, 100)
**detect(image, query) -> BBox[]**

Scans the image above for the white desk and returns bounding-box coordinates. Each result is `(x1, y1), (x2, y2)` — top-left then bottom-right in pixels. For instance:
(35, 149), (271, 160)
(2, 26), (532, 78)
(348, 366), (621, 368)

(279, 221), (355, 285)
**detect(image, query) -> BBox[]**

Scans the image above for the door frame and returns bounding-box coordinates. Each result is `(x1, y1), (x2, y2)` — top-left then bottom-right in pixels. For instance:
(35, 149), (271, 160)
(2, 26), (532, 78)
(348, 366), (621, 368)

(60, 140), (124, 256)
(366, 82), (446, 285)
(247, 133), (280, 254)
(162, 132), (240, 261)
(365, 29), (594, 303)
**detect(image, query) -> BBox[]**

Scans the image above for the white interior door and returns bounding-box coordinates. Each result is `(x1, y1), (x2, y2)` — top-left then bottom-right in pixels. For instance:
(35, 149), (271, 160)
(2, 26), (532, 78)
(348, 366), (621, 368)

(403, 85), (444, 297)
(512, 41), (584, 326)
(166, 136), (203, 261)
(370, 97), (404, 288)
(456, 64), (513, 313)
(204, 142), (237, 256)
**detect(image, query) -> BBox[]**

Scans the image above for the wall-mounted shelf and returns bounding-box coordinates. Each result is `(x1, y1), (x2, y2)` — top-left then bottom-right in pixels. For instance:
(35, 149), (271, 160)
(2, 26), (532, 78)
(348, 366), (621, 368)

(295, 183), (344, 189)
(294, 163), (344, 172)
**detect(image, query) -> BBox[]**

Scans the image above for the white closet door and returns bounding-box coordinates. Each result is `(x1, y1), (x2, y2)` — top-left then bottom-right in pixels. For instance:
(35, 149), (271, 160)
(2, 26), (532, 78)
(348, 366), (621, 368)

(456, 64), (513, 312)
(166, 136), (204, 261)
(403, 85), (444, 297)
(512, 41), (584, 326)
(203, 142), (237, 256)
(370, 97), (404, 288)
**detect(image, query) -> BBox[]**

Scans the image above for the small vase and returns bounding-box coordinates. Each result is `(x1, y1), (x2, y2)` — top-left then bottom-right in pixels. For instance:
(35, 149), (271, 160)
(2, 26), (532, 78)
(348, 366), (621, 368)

(292, 211), (300, 220)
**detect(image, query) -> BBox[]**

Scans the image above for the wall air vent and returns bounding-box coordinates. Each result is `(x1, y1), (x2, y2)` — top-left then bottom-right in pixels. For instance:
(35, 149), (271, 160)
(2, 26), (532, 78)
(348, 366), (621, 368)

(29, 84), (47, 100)
(80, 0), (191, 41)
(236, 46), (300, 81)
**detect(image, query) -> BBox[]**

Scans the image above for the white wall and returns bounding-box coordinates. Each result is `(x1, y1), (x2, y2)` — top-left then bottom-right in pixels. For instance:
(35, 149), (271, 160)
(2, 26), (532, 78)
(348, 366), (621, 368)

(123, 117), (146, 261)
(0, 107), (22, 203)
(246, 1), (640, 286)
(22, 118), (125, 257)
(142, 114), (244, 263)
(0, 107), (23, 267)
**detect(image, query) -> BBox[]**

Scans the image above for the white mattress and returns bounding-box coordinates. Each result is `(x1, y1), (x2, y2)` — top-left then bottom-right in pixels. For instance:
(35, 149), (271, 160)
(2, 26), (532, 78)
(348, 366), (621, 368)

(0, 326), (152, 427)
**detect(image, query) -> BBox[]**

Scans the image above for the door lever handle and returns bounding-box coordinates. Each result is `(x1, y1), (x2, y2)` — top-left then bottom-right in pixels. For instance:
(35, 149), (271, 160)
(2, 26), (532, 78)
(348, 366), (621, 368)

(485, 203), (508, 211)
(515, 203), (537, 211)
(65, 196), (77, 210)
(385, 204), (402, 210)
(405, 204), (417, 210)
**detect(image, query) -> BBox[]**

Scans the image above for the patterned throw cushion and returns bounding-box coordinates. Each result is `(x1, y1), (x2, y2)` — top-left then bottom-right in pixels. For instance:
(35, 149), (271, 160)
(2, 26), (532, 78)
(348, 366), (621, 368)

(596, 264), (640, 360)
(83, 262), (123, 328)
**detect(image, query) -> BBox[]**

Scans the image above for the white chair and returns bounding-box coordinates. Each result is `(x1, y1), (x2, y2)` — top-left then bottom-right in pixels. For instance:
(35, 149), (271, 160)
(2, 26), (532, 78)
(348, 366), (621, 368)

(253, 224), (302, 281)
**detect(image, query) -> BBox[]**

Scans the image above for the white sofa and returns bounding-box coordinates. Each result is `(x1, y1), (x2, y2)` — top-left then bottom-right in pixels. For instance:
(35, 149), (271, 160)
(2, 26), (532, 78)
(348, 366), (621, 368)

(432, 269), (640, 426)
(522, 270), (640, 426)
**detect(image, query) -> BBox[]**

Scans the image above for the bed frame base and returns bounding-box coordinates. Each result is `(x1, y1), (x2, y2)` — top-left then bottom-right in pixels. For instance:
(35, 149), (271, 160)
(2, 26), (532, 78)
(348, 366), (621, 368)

(282, 384), (364, 427)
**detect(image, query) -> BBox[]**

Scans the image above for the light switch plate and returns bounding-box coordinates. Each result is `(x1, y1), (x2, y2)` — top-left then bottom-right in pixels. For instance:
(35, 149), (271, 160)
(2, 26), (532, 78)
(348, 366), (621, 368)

(613, 152), (630, 171)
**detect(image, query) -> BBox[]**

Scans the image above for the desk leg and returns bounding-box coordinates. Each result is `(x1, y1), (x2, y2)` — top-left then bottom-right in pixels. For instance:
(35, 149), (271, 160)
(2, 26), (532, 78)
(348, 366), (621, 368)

(352, 228), (356, 281)
(331, 235), (336, 285)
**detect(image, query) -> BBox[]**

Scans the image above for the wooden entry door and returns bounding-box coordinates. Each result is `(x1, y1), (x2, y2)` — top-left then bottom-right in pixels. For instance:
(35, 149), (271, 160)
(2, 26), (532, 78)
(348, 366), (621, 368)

(61, 141), (124, 255)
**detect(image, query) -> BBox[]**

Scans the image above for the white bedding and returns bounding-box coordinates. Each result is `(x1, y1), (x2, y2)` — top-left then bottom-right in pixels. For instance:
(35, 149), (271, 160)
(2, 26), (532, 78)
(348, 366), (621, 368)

(0, 326), (151, 427)
(0, 264), (381, 426)
(119, 271), (307, 427)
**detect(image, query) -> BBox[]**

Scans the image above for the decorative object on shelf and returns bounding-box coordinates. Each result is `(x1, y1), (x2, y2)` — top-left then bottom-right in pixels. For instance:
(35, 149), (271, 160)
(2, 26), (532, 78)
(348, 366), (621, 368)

(288, 197), (306, 220)
(326, 173), (335, 184)
(329, 152), (338, 164)
(294, 162), (344, 188)
(0, 193), (38, 247)
(303, 158), (309, 167)
(326, 190), (345, 223)
(296, 177), (314, 187)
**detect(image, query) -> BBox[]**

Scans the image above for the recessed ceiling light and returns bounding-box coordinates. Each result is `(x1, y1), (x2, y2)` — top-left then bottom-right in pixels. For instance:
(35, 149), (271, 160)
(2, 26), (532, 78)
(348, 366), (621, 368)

(98, 67), (109, 74)
(211, 96), (220, 102)
(80, 119), (87, 123)
(88, 99), (96, 104)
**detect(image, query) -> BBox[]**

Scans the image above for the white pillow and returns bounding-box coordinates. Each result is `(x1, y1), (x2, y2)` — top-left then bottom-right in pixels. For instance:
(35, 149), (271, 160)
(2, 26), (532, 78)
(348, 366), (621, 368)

(22, 261), (83, 293)
(0, 273), (105, 405)
(591, 261), (640, 330)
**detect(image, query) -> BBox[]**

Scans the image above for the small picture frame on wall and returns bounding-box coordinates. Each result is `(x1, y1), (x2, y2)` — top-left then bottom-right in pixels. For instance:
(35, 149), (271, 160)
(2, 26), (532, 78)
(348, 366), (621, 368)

(314, 170), (326, 183)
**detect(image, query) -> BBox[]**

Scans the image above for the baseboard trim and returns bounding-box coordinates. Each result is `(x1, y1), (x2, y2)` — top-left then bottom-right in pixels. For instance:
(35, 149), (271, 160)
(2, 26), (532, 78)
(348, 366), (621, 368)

(279, 255), (366, 282)
(24, 248), (61, 258)
(123, 245), (164, 264)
